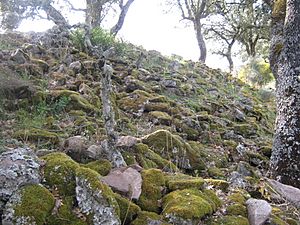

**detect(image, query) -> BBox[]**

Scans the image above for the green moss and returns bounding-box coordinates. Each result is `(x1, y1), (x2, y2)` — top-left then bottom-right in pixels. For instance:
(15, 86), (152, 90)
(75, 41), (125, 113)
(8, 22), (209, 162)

(204, 179), (229, 191)
(138, 169), (166, 213)
(14, 184), (55, 225)
(228, 192), (247, 205)
(286, 218), (299, 225)
(165, 173), (204, 191)
(134, 143), (177, 171)
(47, 196), (87, 225)
(118, 90), (153, 113)
(14, 128), (59, 144)
(114, 193), (141, 224)
(233, 123), (257, 137)
(145, 102), (171, 113)
(270, 215), (288, 225)
(132, 211), (171, 225)
(122, 151), (137, 165)
(210, 215), (249, 225)
(199, 189), (222, 211)
(31, 58), (49, 72)
(149, 111), (172, 124)
(162, 189), (213, 221)
(50, 90), (98, 113)
(82, 159), (112, 176)
(207, 166), (225, 179)
(75, 167), (120, 217)
(142, 130), (203, 171)
(272, 0), (286, 22)
(227, 204), (247, 217)
(42, 152), (79, 196)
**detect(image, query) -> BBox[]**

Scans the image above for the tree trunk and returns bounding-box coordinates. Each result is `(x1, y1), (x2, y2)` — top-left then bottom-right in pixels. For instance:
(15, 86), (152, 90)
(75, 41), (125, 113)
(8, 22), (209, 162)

(100, 61), (126, 168)
(194, 20), (207, 62)
(42, 3), (69, 27)
(86, 0), (104, 28)
(110, 0), (135, 36)
(270, 0), (300, 188)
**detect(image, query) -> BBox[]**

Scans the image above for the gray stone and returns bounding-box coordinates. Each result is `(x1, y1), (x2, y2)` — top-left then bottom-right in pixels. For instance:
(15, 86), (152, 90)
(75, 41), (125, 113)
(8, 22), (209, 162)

(86, 145), (102, 160)
(246, 198), (271, 225)
(161, 79), (177, 88)
(76, 171), (121, 225)
(69, 61), (82, 72)
(115, 136), (139, 148)
(267, 179), (300, 208)
(101, 166), (142, 200)
(234, 108), (246, 121)
(0, 148), (41, 202)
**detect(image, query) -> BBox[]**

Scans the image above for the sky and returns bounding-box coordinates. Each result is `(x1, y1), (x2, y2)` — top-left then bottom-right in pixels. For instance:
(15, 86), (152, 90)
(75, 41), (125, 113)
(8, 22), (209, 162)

(17, 0), (230, 71)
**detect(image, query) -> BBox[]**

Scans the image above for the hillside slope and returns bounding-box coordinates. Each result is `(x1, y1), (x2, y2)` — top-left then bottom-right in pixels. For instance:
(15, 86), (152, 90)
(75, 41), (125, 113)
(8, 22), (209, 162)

(0, 27), (299, 225)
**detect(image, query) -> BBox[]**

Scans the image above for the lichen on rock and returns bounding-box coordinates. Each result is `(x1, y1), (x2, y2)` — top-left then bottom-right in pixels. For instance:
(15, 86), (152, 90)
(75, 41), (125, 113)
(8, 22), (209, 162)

(75, 167), (121, 225)
(42, 152), (79, 196)
(0, 147), (41, 202)
(2, 184), (55, 225)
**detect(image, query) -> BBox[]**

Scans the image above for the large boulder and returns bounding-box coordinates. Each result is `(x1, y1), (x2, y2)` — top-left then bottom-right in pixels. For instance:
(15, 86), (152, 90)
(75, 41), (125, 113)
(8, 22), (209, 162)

(267, 179), (300, 208)
(0, 147), (41, 202)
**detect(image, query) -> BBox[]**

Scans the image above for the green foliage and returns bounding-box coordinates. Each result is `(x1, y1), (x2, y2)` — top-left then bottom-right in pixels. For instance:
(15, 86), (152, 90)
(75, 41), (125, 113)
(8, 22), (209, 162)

(70, 29), (85, 51)
(16, 96), (70, 129)
(238, 58), (274, 88)
(70, 28), (127, 55)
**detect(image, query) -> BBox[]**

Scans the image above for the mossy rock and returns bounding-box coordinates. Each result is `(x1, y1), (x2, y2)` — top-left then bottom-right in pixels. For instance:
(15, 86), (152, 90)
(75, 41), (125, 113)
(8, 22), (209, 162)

(75, 167), (121, 224)
(42, 152), (79, 196)
(14, 128), (59, 144)
(210, 215), (249, 225)
(149, 111), (172, 125)
(142, 130), (203, 171)
(199, 189), (222, 211)
(138, 169), (166, 213)
(269, 215), (288, 225)
(118, 90), (153, 113)
(133, 143), (177, 171)
(132, 211), (171, 225)
(165, 173), (204, 191)
(114, 193), (141, 224)
(204, 179), (229, 191)
(228, 191), (248, 205)
(207, 166), (225, 179)
(50, 90), (97, 113)
(47, 196), (87, 225)
(227, 203), (247, 217)
(162, 189), (214, 224)
(82, 159), (112, 176)
(4, 184), (55, 225)
(233, 123), (258, 137)
(173, 119), (200, 141)
(144, 102), (171, 113)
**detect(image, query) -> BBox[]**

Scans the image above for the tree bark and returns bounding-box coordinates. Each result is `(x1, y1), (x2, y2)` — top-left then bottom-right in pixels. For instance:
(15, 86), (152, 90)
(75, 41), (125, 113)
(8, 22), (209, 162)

(100, 61), (126, 168)
(270, 0), (300, 188)
(42, 3), (69, 27)
(110, 0), (135, 36)
(86, 0), (106, 28)
(194, 20), (207, 62)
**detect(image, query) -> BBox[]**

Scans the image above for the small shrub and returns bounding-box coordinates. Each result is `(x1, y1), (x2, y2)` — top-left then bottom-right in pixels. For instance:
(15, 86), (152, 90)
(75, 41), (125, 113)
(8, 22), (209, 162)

(70, 27), (127, 55)
(238, 58), (274, 88)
